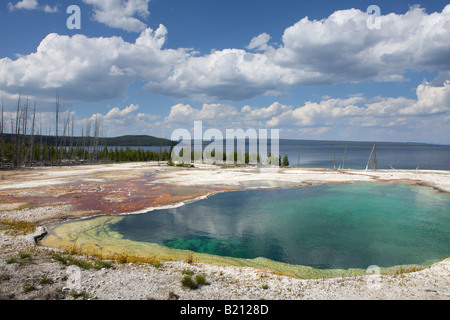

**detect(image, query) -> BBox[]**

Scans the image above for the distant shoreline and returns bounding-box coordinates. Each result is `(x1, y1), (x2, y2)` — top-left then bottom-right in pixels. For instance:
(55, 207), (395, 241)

(3, 133), (448, 147)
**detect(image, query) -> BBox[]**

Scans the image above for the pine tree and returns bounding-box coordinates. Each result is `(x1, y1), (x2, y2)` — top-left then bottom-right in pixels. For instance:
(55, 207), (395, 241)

(282, 154), (290, 167)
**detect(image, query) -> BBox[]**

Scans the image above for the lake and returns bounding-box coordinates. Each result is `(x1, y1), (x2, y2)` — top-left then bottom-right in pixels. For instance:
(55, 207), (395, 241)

(115, 140), (450, 170)
(279, 143), (450, 170)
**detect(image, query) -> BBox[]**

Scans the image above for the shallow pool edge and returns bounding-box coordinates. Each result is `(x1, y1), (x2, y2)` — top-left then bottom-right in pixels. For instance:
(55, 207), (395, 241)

(41, 211), (436, 280)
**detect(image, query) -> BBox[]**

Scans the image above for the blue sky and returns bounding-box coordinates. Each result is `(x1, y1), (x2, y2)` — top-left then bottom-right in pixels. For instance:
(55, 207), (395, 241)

(1, 0), (449, 143)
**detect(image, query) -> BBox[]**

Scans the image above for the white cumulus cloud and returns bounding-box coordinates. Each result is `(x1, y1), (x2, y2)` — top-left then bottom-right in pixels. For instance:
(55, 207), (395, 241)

(8, 0), (39, 11)
(157, 80), (449, 142)
(145, 5), (450, 100)
(86, 104), (159, 136)
(7, 0), (57, 12)
(1, 4), (449, 106)
(82, 0), (151, 32)
(0, 25), (189, 105)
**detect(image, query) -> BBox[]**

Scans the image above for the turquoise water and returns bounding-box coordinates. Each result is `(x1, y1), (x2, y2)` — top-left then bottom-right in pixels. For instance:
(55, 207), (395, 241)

(110, 183), (450, 269)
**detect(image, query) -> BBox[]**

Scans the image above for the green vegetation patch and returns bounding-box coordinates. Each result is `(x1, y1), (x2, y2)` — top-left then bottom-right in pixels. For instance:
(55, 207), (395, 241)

(0, 219), (36, 235)
(53, 253), (113, 270)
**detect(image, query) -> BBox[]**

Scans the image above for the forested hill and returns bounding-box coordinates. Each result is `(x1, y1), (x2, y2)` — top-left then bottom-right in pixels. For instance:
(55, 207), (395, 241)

(101, 135), (173, 146)
(3, 134), (174, 147)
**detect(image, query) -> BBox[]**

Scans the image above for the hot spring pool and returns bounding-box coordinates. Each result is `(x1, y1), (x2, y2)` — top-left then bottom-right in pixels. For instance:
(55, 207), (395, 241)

(103, 182), (450, 270)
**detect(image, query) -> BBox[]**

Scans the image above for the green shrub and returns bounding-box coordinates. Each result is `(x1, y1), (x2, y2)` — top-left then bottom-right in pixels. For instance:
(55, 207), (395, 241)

(6, 258), (19, 265)
(181, 276), (197, 289)
(0, 273), (11, 282)
(19, 253), (31, 260)
(53, 253), (112, 270)
(181, 269), (193, 276)
(23, 283), (35, 293)
(39, 274), (53, 284)
(195, 274), (206, 285)
(94, 260), (113, 269)
(70, 290), (90, 300)
(0, 219), (36, 235)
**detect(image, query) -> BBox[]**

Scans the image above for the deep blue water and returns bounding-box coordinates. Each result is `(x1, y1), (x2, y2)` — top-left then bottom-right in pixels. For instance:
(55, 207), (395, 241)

(116, 141), (450, 170)
(280, 144), (450, 170)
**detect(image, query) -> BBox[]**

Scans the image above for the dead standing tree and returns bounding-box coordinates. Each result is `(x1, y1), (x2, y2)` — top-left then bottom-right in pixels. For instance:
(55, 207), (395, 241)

(55, 93), (60, 162)
(28, 103), (36, 166)
(1, 99), (4, 169)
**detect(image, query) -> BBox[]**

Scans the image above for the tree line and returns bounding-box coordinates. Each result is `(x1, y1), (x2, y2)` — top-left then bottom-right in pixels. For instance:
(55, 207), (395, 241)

(170, 148), (289, 167)
(0, 95), (173, 169)
(0, 95), (289, 169)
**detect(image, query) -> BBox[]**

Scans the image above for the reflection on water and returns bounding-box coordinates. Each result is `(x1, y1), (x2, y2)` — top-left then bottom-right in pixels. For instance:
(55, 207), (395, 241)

(108, 183), (450, 269)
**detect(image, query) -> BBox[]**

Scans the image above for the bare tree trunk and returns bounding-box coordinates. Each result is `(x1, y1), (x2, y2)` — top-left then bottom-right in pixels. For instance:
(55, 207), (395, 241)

(81, 124), (85, 162)
(55, 93), (60, 163)
(373, 142), (377, 171)
(60, 108), (71, 162)
(342, 143), (348, 170)
(29, 103), (36, 166)
(366, 143), (376, 171)
(13, 95), (21, 167)
(70, 114), (75, 161)
(39, 119), (43, 166)
(10, 116), (14, 166)
(334, 152), (336, 170)
(1, 98), (4, 169)
(93, 115), (100, 162)
(45, 126), (50, 165)
(73, 120), (80, 163)
(102, 126), (107, 162)
(85, 119), (91, 162)
(21, 99), (29, 167)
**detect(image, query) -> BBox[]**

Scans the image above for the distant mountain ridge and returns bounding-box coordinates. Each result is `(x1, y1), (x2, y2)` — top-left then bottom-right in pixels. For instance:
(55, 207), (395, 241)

(104, 135), (173, 146)
(278, 139), (444, 147)
(3, 134), (445, 147)
(3, 134), (173, 147)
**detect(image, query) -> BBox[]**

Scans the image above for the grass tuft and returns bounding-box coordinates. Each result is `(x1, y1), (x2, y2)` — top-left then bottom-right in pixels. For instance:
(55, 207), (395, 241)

(23, 283), (35, 293)
(6, 252), (33, 266)
(53, 253), (112, 270)
(0, 273), (11, 282)
(39, 274), (53, 284)
(181, 271), (208, 290)
(181, 269), (194, 276)
(181, 275), (198, 289)
(6, 257), (19, 265)
(70, 290), (90, 300)
(195, 274), (207, 285)
(395, 265), (426, 275)
(185, 252), (194, 264)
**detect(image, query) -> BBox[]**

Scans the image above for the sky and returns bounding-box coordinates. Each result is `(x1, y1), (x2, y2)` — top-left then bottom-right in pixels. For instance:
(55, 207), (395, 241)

(0, 0), (449, 144)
